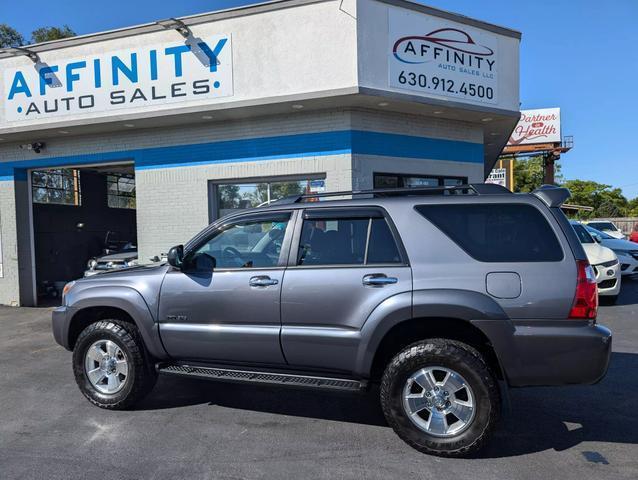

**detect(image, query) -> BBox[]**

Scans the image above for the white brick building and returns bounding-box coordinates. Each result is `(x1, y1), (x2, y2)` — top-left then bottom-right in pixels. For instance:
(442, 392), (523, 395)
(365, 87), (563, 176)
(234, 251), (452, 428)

(0, 0), (520, 305)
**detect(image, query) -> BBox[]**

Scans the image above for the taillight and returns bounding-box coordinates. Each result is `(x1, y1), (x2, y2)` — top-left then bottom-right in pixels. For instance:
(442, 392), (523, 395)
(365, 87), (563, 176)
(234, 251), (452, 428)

(569, 260), (598, 319)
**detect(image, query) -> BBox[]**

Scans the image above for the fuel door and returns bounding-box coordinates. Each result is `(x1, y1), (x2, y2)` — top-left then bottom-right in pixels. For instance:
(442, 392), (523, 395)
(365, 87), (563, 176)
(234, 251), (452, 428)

(486, 272), (521, 299)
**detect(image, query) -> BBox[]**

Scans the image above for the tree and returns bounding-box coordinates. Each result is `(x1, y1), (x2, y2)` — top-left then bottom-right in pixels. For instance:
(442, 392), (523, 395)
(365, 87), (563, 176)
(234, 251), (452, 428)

(31, 25), (75, 43)
(512, 156), (563, 193)
(626, 197), (638, 217)
(562, 180), (628, 219)
(0, 24), (25, 48)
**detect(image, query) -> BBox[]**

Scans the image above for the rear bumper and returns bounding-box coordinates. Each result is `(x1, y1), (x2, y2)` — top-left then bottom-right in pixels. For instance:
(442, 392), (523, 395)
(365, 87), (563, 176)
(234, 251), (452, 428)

(52, 306), (74, 350)
(472, 320), (612, 387)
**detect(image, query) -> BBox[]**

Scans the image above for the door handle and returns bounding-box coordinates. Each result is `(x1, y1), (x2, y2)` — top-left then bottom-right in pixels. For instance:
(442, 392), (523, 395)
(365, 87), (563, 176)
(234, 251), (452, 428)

(249, 275), (279, 287)
(362, 274), (398, 286)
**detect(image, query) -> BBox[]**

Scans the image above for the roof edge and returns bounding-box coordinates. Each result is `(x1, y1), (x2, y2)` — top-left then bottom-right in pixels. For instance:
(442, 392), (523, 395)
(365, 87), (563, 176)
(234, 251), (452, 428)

(0, 0), (520, 60)
(376, 0), (521, 39)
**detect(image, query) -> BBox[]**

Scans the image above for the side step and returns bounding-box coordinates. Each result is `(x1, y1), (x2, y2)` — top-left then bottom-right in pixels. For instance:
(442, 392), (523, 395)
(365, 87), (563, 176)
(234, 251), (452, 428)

(157, 364), (366, 392)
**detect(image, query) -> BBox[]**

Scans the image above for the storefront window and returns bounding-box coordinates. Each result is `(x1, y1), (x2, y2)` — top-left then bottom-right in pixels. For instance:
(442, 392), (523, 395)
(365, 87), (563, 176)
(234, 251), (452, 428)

(374, 173), (467, 189)
(214, 177), (325, 218)
(32, 168), (81, 206)
(107, 174), (136, 209)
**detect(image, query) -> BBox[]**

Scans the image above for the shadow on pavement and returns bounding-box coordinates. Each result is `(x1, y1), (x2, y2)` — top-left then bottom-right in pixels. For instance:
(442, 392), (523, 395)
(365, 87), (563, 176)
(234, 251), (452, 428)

(609, 275), (638, 306)
(137, 351), (638, 457)
(482, 351), (638, 458)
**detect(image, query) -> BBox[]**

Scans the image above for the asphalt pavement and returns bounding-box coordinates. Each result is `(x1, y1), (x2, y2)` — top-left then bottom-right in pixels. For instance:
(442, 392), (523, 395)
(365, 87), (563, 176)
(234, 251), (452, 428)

(0, 280), (637, 479)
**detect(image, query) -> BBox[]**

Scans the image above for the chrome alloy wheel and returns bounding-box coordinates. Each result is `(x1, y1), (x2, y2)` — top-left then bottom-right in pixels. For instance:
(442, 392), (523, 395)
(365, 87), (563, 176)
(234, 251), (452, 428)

(402, 366), (476, 437)
(84, 340), (129, 394)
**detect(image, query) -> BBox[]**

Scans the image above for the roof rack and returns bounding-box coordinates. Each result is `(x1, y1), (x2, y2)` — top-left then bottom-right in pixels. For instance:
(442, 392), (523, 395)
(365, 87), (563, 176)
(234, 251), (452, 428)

(271, 182), (511, 205)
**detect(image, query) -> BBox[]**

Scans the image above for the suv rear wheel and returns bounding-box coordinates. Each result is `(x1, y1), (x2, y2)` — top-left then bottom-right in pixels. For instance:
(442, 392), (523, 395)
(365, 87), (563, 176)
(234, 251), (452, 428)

(72, 320), (157, 409)
(380, 338), (500, 457)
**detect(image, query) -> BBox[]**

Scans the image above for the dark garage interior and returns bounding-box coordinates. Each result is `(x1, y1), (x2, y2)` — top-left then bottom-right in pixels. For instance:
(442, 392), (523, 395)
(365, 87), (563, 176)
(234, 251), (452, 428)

(32, 164), (137, 303)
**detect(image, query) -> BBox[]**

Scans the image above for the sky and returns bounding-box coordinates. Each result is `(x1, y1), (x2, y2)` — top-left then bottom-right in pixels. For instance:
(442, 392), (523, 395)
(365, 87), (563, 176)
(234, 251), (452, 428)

(2, 0), (637, 198)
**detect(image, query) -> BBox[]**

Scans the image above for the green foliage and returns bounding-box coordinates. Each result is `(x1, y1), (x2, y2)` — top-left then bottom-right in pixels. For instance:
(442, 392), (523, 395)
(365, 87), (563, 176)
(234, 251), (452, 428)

(0, 24), (25, 48)
(508, 156), (635, 218)
(512, 156), (563, 193)
(626, 197), (638, 217)
(0, 24), (75, 48)
(562, 180), (629, 219)
(513, 156), (543, 193)
(31, 25), (75, 43)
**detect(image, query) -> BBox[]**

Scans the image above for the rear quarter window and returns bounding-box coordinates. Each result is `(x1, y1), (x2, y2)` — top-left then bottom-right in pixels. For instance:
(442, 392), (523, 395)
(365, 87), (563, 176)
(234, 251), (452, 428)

(415, 203), (564, 262)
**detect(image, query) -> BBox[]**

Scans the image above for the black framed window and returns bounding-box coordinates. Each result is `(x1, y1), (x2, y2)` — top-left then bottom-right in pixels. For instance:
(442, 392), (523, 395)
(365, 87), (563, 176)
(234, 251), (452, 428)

(374, 173), (467, 189)
(107, 173), (136, 209)
(416, 203), (564, 262)
(297, 213), (402, 266)
(32, 169), (81, 206)
(211, 176), (326, 220)
(190, 213), (291, 269)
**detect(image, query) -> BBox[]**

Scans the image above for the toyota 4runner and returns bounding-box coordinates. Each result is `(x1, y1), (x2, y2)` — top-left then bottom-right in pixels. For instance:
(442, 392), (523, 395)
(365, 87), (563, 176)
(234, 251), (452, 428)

(52, 183), (611, 457)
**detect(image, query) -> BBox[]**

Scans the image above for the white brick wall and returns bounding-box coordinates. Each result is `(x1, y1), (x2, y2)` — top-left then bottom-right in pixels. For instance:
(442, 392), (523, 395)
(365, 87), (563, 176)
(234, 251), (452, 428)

(0, 110), (352, 163)
(0, 181), (21, 306)
(0, 108), (482, 305)
(136, 154), (352, 262)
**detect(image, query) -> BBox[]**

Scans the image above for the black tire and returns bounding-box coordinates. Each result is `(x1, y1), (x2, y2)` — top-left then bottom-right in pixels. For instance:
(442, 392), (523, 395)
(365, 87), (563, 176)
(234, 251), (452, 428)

(72, 320), (157, 410)
(380, 339), (500, 457)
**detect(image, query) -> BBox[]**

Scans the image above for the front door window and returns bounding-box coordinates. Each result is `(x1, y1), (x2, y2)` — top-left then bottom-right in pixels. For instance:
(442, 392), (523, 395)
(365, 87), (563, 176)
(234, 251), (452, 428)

(190, 214), (290, 269)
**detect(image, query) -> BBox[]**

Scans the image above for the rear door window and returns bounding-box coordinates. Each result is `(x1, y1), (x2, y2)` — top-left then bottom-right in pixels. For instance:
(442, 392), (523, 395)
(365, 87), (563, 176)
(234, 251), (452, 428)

(297, 211), (403, 266)
(415, 203), (563, 262)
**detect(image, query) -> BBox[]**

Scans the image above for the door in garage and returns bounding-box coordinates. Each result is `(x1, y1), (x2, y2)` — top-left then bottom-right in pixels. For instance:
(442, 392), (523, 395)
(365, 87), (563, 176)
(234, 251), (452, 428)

(30, 164), (137, 305)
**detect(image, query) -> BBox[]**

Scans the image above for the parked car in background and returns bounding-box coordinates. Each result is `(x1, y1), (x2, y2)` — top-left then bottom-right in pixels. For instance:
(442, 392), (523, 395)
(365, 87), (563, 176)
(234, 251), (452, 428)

(585, 226), (638, 277)
(571, 221), (621, 303)
(583, 220), (626, 239)
(85, 244), (138, 277)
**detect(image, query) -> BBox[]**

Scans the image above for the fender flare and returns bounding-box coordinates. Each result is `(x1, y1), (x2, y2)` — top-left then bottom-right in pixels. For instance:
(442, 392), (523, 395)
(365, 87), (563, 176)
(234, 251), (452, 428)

(354, 289), (512, 377)
(67, 285), (168, 359)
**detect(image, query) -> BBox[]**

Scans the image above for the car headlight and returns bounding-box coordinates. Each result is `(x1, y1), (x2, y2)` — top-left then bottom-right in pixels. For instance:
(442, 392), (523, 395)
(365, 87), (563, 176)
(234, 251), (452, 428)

(87, 258), (97, 269)
(125, 259), (139, 267)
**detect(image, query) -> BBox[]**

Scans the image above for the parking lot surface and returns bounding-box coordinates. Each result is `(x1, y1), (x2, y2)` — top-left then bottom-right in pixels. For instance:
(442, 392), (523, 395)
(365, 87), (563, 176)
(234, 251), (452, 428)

(1, 281), (637, 480)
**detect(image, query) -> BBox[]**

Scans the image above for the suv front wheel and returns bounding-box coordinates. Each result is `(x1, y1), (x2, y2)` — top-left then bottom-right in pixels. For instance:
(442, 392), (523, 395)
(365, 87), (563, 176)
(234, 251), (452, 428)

(72, 320), (157, 409)
(380, 339), (500, 457)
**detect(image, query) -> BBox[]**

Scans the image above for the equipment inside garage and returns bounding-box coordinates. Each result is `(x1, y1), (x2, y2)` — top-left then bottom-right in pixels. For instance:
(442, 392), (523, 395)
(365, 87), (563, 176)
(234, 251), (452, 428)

(31, 164), (137, 304)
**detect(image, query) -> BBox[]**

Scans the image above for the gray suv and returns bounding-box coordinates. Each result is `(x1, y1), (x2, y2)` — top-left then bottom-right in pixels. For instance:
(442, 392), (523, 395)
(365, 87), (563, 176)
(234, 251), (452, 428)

(52, 184), (611, 457)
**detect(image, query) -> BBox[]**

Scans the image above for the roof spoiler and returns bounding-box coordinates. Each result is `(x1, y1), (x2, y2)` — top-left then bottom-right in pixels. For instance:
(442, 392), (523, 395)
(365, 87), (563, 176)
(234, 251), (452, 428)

(532, 185), (571, 208)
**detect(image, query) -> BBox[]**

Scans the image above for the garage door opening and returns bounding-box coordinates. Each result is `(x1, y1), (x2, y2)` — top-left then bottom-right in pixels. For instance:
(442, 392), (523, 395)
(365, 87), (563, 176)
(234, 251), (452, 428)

(31, 163), (137, 306)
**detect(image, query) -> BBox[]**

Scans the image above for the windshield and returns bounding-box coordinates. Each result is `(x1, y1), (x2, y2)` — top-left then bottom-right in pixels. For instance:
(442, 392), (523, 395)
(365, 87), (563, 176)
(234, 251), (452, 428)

(572, 224), (595, 244)
(585, 226), (614, 240)
(588, 222), (617, 231)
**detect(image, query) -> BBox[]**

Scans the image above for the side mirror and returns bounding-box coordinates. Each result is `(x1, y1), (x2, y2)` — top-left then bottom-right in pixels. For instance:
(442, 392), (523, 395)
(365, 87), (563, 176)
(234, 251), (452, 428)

(167, 245), (184, 268)
(592, 233), (602, 243)
(194, 253), (216, 272)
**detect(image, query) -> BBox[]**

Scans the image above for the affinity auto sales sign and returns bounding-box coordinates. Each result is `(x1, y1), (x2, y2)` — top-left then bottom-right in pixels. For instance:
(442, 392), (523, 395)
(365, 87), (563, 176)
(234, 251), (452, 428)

(3, 34), (232, 123)
(389, 8), (498, 105)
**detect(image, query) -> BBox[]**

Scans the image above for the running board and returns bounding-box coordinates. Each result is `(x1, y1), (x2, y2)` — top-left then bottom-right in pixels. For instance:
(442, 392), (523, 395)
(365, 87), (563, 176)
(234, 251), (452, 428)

(157, 364), (366, 392)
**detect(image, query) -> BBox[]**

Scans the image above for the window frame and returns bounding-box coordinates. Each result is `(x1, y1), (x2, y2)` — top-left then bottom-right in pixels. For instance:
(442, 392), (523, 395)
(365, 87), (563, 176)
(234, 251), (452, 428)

(106, 173), (136, 210)
(374, 172), (468, 189)
(31, 168), (82, 206)
(287, 207), (409, 269)
(208, 174), (326, 222)
(183, 210), (296, 272)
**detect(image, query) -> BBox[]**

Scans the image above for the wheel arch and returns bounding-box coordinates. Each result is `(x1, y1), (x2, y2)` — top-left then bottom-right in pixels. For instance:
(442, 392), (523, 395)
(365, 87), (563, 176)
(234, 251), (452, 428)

(356, 289), (510, 382)
(368, 317), (505, 383)
(66, 286), (168, 359)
